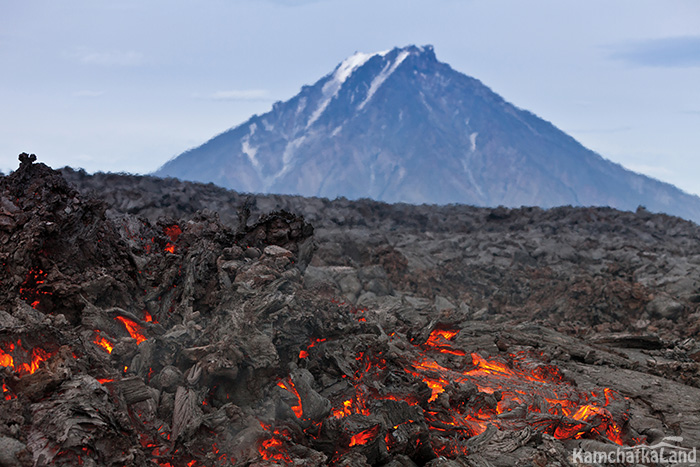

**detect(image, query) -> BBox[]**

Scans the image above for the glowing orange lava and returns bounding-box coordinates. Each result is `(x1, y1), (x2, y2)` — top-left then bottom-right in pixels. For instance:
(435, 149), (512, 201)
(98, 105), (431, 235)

(163, 225), (182, 242)
(19, 268), (52, 309)
(349, 425), (381, 447)
(163, 225), (181, 254)
(406, 331), (628, 446)
(0, 340), (55, 376)
(423, 328), (467, 356)
(93, 332), (113, 353)
(258, 424), (295, 463)
(298, 337), (326, 359)
(332, 399), (354, 419)
(313, 326), (630, 458)
(277, 378), (303, 418)
(3, 383), (15, 400)
(115, 316), (147, 344)
(0, 348), (13, 368)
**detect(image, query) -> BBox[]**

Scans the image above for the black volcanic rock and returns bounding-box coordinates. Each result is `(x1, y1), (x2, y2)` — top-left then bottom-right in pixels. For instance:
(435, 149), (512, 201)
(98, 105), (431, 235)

(1, 161), (694, 466)
(155, 45), (700, 222)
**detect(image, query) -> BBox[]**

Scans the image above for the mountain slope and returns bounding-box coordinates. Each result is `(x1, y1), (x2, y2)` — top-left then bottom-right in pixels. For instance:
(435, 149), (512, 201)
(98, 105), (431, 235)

(155, 45), (700, 222)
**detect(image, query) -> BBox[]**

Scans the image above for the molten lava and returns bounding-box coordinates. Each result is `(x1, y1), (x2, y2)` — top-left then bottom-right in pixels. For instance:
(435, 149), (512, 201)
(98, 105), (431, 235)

(163, 225), (182, 242)
(93, 331), (114, 353)
(3, 383), (15, 400)
(274, 325), (632, 461)
(403, 332), (628, 446)
(163, 225), (181, 254)
(19, 268), (52, 309)
(332, 399), (353, 419)
(423, 328), (467, 356)
(277, 378), (303, 418)
(298, 337), (326, 359)
(0, 339), (56, 376)
(258, 423), (295, 463)
(349, 425), (381, 447)
(115, 316), (147, 344)
(0, 348), (12, 368)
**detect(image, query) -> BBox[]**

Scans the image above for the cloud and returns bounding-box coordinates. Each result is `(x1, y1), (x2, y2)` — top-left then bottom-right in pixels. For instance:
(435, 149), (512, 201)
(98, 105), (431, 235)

(66, 48), (144, 67)
(195, 90), (272, 101)
(609, 36), (700, 67)
(72, 90), (105, 98)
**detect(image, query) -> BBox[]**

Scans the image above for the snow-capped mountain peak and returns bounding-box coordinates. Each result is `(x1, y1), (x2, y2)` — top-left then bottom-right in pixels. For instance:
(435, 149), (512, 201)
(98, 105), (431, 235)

(155, 45), (700, 222)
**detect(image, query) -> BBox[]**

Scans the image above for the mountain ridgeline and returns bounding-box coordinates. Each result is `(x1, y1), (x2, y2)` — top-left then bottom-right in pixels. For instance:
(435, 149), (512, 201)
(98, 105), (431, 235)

(155, 45), (700, 222)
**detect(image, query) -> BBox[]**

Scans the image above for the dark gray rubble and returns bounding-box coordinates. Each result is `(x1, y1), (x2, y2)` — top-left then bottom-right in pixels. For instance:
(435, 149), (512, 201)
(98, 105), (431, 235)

(0, 161), (697, 466)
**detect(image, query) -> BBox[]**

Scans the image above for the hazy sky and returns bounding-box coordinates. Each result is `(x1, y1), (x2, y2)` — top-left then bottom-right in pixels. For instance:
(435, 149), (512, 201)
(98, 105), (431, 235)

(2, 1), (699, 194)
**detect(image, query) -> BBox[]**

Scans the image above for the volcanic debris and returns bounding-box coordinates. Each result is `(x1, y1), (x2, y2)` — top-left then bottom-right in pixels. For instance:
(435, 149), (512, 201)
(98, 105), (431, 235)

(0, 156), (698, 466)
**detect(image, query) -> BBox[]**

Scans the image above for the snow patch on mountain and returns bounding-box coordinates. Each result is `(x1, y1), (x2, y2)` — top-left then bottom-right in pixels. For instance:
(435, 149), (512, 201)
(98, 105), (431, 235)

(469, 132), (478, 152)
(267, 135), (307, 188)
(241, 123), (259, 168)
(358, 50), (410, 111)
(307, 52), (374, 128)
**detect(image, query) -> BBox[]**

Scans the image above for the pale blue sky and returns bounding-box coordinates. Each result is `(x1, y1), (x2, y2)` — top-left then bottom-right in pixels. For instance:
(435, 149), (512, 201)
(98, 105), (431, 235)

(2, 1), (699, 194)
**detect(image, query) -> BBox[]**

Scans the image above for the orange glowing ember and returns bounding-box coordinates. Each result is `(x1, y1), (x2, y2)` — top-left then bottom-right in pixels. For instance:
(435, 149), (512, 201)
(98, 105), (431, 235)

(163, 225), (182, 242)
(277, 378), (303, 418)
(20, 347), (50, 375)
(349, 425), (381, 447)
(332, 399), (354, 419)
(0, 340), (55, 376)
(298, 337), (326, 359)
(0, 349), (13, 368)
(423, 328), (467, 356)
(115, 316), (147, 344)
(258, 425), (295, 462)
(93, 332), (113, 353)
(163, 225), (181, 254)
(19, 268), (52, 309)
(3, 383), (15, 400)
(314, 325), (631, 457)
(408, 333), (628, 446)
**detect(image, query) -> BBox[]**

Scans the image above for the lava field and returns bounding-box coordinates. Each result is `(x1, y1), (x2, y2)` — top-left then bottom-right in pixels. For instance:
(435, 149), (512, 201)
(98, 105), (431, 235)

(0, 155), (699, 466)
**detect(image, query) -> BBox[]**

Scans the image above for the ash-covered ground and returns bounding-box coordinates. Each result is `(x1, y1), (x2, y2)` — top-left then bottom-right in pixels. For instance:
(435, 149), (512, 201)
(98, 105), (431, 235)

(0, 156), (699, 466)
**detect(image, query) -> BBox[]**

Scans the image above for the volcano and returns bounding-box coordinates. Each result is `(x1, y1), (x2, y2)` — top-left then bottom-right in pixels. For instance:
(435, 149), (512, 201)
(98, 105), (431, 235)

(155, 45), (700, 222)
